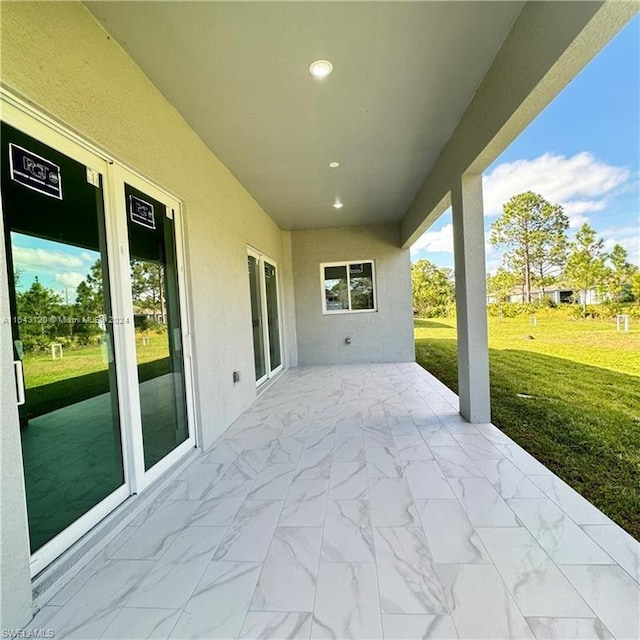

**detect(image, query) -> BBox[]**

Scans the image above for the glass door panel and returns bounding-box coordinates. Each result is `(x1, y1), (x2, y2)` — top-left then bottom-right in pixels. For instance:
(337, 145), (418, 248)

(248, 253), (267, 382)
(248, 250), (282, 385)
(264, 261), (281, 372)
(124, 183), (188, 470)
(1, 123), (125, 553)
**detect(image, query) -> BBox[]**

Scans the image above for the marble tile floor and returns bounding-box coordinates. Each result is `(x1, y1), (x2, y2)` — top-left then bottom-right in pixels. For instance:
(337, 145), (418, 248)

(22, 373), (183, 551)
(25, 363), (640, 640)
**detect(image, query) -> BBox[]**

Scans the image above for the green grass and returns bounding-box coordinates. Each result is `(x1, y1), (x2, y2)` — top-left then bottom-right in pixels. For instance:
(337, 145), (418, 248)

(415, 317), (640, 540)
(21, 334), (171, 418)
(23, 333), (170, 388)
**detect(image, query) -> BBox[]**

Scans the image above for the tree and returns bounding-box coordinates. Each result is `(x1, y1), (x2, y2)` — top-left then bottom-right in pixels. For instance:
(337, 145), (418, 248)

(350, 276), (374, 310)
(604, 244), (637, 304)
(490, 192), (569, 302)
(564, 223), (607, 313)
(630, 272), (640, 304)
(486, 268), (520, 304)
(13, 267), (23, 289)
(75, 259), (105, 340)
(131, 259), (166, 320)
(75, 260), (104, 312)
(16, 277), (63, 350)
(411, 259), (454, 317)
(17, 277), (62, 331)
(85, 259), (104, 297)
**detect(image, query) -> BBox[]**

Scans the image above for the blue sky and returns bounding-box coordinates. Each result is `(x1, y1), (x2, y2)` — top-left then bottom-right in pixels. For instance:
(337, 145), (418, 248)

(411, 15), (640, 272)
(11, 232), (99, 299)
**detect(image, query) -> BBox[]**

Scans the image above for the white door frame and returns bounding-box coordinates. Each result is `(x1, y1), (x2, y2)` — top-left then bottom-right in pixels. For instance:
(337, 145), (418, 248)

(1, 93), (198, 575)
(247, 246), (284, 385)
(0, 98), (134, 577)
(109, 164), (197, 493)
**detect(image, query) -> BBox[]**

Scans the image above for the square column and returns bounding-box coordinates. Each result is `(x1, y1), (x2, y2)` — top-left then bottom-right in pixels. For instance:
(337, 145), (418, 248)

(451, 174), (491, 422)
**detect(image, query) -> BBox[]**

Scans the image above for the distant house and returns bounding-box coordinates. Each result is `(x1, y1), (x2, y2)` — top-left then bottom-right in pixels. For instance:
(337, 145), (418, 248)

(487, 287), (600, 305)
(132, 304), (166, 326)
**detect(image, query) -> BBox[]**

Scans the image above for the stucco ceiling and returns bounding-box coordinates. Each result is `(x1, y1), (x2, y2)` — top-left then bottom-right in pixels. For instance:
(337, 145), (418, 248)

(86, 1), (524, 231)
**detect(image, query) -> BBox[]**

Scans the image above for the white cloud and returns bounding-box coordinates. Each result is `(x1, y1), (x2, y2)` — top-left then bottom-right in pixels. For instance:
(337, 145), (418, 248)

(565, 212), (590, 229)
(411, 222), (454, 255)
(80, 251), (95, 262)
(563, 201), (608, 228)
(482, 152), (630, 227)
(54, 272), (85, 289)
(12, 246), (84, 270)
(562, 200), (607, 216)
(485, 255), (503, 275)
(600, 226), (640, 266)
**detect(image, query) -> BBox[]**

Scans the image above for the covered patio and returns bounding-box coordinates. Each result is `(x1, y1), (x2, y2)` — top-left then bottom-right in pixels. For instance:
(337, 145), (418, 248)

(25, 364), (639, 639)
(2, 1), (639, 635)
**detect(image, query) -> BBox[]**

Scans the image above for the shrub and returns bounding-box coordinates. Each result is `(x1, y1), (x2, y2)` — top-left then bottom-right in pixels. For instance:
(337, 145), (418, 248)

(487, 303), (539, 318)
(20, 334), (52, 354)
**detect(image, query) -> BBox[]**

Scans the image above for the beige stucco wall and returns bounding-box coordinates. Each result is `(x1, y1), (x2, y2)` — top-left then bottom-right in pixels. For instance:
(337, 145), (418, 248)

(0, 1), (296, 625)
(281, 232), (299, 368)
(292, 223), (414, 365)
(1, 0), (297, 442)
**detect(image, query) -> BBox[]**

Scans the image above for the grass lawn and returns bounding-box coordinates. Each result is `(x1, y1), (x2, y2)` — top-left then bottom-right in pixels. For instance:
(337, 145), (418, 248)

(21, 334), (171, 418)
(415, 316), (640, 540)
(23, 333), (170, 388)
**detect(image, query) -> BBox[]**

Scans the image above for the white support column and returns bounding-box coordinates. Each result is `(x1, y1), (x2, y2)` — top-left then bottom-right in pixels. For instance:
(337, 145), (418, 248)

(451, 174), (490, 423)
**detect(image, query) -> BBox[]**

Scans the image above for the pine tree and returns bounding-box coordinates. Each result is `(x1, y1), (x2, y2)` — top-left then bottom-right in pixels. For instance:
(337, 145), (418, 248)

(564, 224), (607, 313)
(604, 244), (637, 304)
(491, 192), (569, 302)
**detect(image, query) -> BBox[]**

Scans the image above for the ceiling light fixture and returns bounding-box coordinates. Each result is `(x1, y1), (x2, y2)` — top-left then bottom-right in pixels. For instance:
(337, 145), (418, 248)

(328, 161), (340, 168)
(333, 200), (343, 210)
(309, 59), (333, 79)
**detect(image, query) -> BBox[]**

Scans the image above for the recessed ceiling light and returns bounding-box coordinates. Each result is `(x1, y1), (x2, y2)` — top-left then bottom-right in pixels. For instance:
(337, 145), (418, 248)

(310, 59), (333, 78)
(333, 200), (343, 210)
(328, 161), (340, 168)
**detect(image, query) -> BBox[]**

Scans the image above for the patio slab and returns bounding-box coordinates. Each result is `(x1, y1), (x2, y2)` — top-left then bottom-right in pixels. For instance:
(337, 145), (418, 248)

(25, 363), (640, 639)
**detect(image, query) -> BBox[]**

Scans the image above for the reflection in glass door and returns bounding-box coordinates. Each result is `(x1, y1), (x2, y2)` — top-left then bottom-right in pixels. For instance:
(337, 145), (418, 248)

(248, 253), (267, 384)
(124, 183), (189, 470)
(264, 260), (281, 371)
(1, 122), (125, 555)
(248, 248), (282, 385)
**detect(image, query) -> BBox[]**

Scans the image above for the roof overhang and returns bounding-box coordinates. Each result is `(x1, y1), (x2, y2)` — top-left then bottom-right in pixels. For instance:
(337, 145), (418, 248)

(84, 1), (638, 242)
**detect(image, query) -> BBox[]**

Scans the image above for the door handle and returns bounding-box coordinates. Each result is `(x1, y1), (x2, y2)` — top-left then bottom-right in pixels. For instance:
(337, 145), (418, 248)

(14, 360), (25, 406)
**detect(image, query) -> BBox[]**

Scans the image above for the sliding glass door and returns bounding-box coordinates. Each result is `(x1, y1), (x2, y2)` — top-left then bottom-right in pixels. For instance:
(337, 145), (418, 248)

(1, 121), (128, 570)
(248, 248), (283, 385)
(264, 259), (282, 372)
(248, 252), (267, 384)
(123, 180), (190, 472)
(1, 102), (195, 574)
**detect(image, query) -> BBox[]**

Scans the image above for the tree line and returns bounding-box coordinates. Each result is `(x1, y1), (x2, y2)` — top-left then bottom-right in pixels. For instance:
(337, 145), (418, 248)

(412, 191), (639, 316)
(14, 258), (166, 353)
(488, 192), (638, 311)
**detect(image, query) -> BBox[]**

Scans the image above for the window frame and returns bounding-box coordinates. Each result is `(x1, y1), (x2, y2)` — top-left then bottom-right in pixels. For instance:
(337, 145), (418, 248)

(320, 260), (377, 315)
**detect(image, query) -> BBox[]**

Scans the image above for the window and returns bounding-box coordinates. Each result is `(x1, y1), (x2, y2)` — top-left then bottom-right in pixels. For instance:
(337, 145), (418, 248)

(321, 261), (376, 314)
